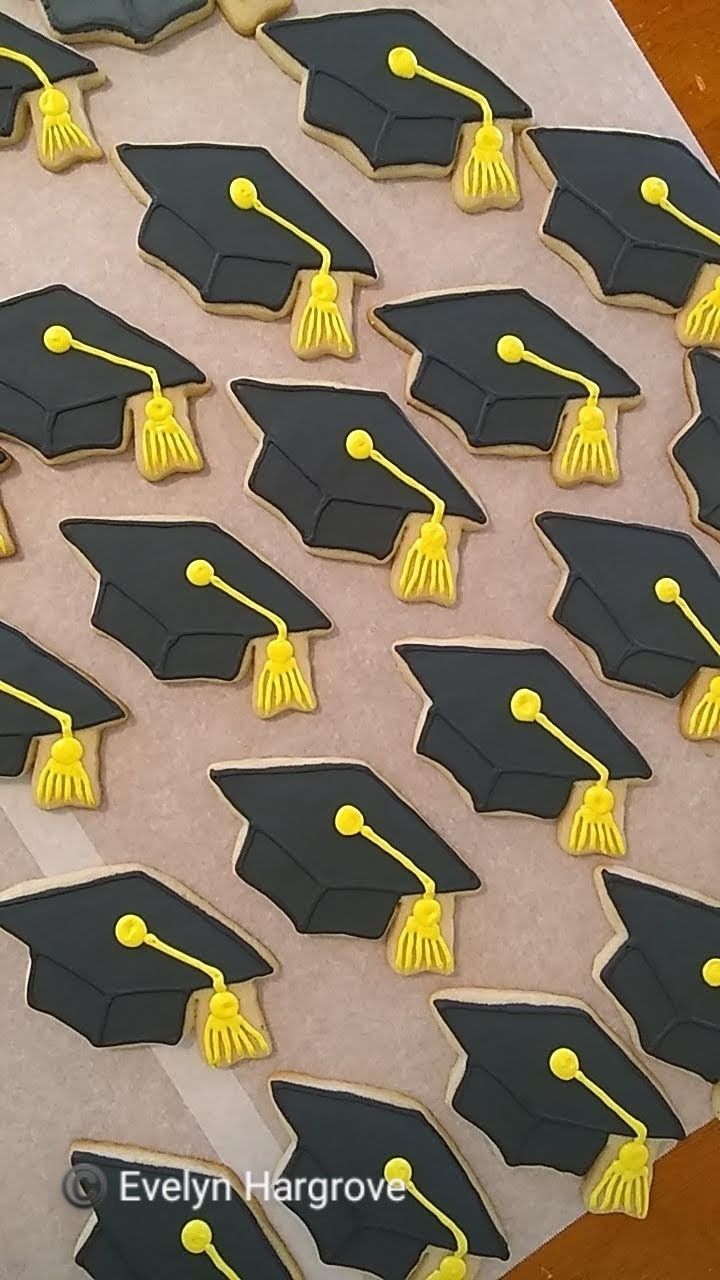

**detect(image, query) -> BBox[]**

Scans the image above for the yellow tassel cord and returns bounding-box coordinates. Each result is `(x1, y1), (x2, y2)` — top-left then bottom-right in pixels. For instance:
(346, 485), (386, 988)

(345, 429), (455, 602)
(655, 576), (720, 737)
(334, 804), (453, 974)
(384, 1158), (468, 1279)
(510, 688), (625, 856)
(229, 177), (353, 355)
(549, 1048), (651, 1219)
(0, 678), (95, 808)
(641, 177), (720, 342)
(497, 334), (617, 482)
(388, 45), (516, 202)
(181, 1221), (241, 1278)
(0, 46), (93, 164)
(43, 325), (201, 481)
(114, 914), (267, 1067)
(185, 559), (315, 717)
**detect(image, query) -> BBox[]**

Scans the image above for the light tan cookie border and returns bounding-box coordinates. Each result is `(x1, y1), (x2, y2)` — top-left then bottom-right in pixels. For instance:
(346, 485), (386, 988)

(0, 860), (277, 1061)
(521, 125), (720, 352)
(430, 984), (680, 1212)
(227, 373), (488, 602)
(209, 752), (483, 976)
(69, 1138), (302, 1276)
(668, 349), (720, 542)
(368, 283), (644, 481)
(61, 511), (333, 714)
(269, 1068), (507, 1280)
(392, 634), (652, 854)
(533, 507), (720, 741)
(111, 142), (378, 359)
(256, 15), (532, 215)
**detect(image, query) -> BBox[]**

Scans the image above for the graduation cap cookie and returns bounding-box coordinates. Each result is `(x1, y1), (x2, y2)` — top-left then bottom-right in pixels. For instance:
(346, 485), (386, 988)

(394, 639), (651, 858)
(257, 8), (532, 214)
(670, 349), (720, 540)
(210, 759), (480, 976)
(594, 866), (720, 1120)
(0, 10), (102, 172)
(0, 286), (207, 508)
(229, 377), (487, 605)
(0, 449), (14, 558)
(36, 0), (291, 47)
(433, 989), (684, 1220)
(70, 1142), (301, 1280)
(523, 127), (720, 350)
(0, 619), (124, 810)
(271, 1074), (509, 1278)
(536, 510), (720, 741)
(370, 288), (641, 486)
(0, 865), (275, 1067)
(114, 143), (377, 358)
(60, 517), (331, 718)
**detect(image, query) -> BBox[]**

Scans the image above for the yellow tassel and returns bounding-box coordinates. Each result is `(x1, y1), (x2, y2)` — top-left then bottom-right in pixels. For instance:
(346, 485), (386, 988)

(398, 521), (455, 602)
(36, 733), (96, 809)
(559, 405), (618, 482)
(115, 913), (268, 1069)
(335, 804), (455, 974)
(685, 278), (720, 343)
(387, 45), (515, 207)
(640, 179), (720, 345)
(344, 429), (455, 603)
(395, 897), (454, 975)
(181, 1220), (241, 1278)
(297, 270), (353, 355)
(550, 1047), (652, 1219)
(255, 637), (316, 717)
(202, 989), (268, 1068)
(38, 86), (93, 164)
(464, 123), (517, 199)
(588, 1139), (651, 1219)
(142, 395), (201, 480)
(688, 675), (720, 738)
(568, 784), (625, 856)
(383, 1158), (468, 1278)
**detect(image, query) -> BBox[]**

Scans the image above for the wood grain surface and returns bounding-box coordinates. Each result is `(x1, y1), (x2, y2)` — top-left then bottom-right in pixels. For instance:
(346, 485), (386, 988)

(618, 0), (720, 162)
(507, 6), (720, 1273)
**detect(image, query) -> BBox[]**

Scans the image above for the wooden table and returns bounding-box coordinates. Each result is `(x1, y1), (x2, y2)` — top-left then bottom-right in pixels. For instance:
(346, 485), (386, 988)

(620, 0), (720, 162)
(508, 8), (720, 1273)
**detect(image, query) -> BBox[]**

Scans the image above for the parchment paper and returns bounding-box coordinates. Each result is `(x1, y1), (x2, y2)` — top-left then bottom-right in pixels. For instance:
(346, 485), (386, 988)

(0, 1), (717, 1276)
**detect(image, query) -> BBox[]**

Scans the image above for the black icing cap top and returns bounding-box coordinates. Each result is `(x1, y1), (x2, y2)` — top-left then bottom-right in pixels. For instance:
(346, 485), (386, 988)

(0, 867), (273, 1049)
(37, 0), (211, 45)
(672, 350), (720, 532)
(0, 11), (97, 139)
(230, 378), (486, 558)
(596, 868), (720, 1084)
(210, 760), (480, 937)
(536, 510), (720, 697)
(60, 517), (331, 682)
(260, 7), (531, 171)
(0, 284), (205, 461)
(526, 128), (720, 307)
(70, 1144), (297, 1280)
(371, 288), (640, 451)
(114, 143), (377, 308)
(433, 993), (684, 1174)
(271, 1076), (508, 1278)
(0, 620), (124, 778)
(394, 642), (650, 818)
